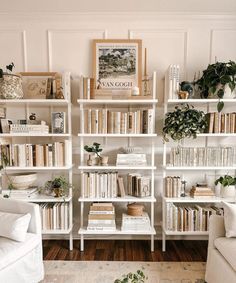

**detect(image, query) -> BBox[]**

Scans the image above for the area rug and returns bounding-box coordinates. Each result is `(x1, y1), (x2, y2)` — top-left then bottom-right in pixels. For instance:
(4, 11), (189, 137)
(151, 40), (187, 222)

(42, 261), (206, 283)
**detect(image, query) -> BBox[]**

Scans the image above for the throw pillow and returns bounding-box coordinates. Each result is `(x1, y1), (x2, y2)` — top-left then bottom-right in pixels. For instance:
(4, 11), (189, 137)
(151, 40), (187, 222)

(0, 211), (31, 242)
(222, 201), (236, 238)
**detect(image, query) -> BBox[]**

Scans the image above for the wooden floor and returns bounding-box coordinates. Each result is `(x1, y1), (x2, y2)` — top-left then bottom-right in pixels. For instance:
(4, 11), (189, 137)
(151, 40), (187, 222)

(43, 240), (208, 261)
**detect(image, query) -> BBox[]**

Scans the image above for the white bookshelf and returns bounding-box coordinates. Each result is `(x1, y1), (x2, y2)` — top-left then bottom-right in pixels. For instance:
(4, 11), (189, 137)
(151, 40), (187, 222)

(78, 71), (157, 252)
(0, 72), (73, 250)
(162, 94), (236, 252)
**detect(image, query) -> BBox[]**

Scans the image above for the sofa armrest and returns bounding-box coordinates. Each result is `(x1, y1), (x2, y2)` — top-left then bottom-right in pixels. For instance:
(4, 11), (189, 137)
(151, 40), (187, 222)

(208, 215), (225, 250)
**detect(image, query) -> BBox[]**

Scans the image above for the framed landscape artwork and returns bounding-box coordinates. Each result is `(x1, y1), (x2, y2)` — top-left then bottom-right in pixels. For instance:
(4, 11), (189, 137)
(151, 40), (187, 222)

(93, 39), (142, 91)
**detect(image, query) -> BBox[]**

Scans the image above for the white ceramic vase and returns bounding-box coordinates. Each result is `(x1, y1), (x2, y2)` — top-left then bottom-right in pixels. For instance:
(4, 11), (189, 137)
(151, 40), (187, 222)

(221, 185), (235, 198)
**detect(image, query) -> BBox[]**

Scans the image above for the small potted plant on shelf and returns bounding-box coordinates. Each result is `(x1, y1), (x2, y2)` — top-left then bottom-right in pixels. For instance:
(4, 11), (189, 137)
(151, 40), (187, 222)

(178, 81), (194, 99)
(215, 175), (236, 198)
(195, 60), (236, 111)
(0, 62), (23, 99)
(114, 269), (147, 283)
(43, 176), (71, 198)
(162, 104), (207, 142)
(84, 142), (108, 166)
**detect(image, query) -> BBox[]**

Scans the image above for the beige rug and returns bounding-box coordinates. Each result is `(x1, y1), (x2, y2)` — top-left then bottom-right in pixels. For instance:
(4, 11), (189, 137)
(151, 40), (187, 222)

(42, 261), (206, 283)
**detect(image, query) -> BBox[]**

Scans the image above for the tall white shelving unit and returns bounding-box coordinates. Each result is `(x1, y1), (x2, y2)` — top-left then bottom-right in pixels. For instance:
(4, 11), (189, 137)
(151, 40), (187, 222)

(78, 72), (158, 252)
(0, 73), (73, 250)
(162, 98), (236, 251)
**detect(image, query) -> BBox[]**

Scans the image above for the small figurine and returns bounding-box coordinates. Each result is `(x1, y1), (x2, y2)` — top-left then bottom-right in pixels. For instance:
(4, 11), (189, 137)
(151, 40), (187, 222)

(29, 113), (36, 120)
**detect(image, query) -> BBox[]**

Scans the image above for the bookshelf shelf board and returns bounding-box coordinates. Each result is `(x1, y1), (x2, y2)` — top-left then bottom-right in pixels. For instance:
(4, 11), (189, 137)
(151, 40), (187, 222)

(197, 133), (236, 137)
(163, 229), (209, 236)
(0, 99), (70, 106)
(77, 99), (158, 104)
(3, 195), (72, 202)
(165, 166), (236, 171)
(78, 133), (157, 137)
(5, 165), (73, 171)
(42, 226), (73, 235)
(78, 196), (156, 203)
(167, 99), (236, 104)
(78, 165), (156, 170)
(78, 227), (156, 235)
(0, 133), (71, 137)
(163, 196), (235, 203)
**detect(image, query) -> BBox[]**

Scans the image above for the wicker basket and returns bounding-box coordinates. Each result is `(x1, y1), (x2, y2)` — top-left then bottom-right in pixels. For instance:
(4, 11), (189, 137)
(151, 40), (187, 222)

(127, 203), (144, 216)
(0, 74), (23, 99)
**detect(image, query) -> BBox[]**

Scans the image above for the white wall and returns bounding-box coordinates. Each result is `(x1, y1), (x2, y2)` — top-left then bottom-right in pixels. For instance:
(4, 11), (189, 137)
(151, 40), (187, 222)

(0, 12), (236, 239)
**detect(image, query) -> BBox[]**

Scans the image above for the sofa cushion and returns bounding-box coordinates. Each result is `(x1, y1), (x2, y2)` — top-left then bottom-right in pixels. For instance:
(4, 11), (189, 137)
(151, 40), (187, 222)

(0, 233), (40, 270)
(223, 202), (236, 238)
(214, 237), (236, 272)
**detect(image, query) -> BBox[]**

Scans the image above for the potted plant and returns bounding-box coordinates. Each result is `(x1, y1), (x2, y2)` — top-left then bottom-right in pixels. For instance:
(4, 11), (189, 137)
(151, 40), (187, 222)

(84, 142), (108, 166)
(114, 269), (147, 283)
(195, 61), (236, 111)
(162, 104), (207, 142)
(215, 175), (236, 198)
(179, 81), (194, 99)
(44, 176), (71, 197)
(0, 62), (23, 99)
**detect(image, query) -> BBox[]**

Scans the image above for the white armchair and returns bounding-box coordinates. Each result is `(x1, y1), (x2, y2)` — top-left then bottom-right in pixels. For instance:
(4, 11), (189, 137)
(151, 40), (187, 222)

(0, 198), (44, 283)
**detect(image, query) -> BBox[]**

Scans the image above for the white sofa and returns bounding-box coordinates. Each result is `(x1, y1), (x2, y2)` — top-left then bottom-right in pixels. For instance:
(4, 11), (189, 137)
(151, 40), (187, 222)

(0, 198), (44, 283)
(205, 215), (236, 283)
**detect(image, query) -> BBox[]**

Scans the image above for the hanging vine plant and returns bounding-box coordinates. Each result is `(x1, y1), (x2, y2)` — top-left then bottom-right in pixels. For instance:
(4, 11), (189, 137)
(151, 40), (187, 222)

(162, 104), (208, 142)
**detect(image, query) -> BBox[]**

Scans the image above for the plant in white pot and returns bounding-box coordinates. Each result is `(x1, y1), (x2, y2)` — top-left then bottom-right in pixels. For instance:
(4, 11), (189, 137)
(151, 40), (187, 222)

(84, 142), (108, 166)
(0, 62), (23, 99)
(215, 175), (236, 198)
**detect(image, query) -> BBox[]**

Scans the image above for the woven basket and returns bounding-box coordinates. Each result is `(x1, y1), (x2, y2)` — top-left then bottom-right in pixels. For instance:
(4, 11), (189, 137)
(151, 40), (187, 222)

(127, 203), (144, 216)
(0, 74), (23, 99)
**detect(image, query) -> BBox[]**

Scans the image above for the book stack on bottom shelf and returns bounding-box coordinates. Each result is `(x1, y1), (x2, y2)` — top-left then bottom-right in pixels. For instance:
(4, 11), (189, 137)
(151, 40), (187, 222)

(40, 202), (69, 231)
(121, 212), (151, 232)
(87, 203), (116, 231)
(166, 203), (223, 232)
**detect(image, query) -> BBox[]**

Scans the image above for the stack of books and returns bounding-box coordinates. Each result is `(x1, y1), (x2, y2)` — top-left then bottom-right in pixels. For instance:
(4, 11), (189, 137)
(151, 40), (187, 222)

(0, 119), (49, 134)
(83, 109), (154, 134)
(79, 76), (95, 99)
(169, 146), (236, 167)
(165, 176), (182, 197)
(165, 64), (180, 100)
(0, 140), (71, 167)
(1, 187), (38, 198)
(166, 203), (224, 232)
(121, 212), (151, 231)
(87, 203), (116, 231)
(206, 112), (236, 134)
(40, 202), (69, 231)
(190, 184), (215, 198)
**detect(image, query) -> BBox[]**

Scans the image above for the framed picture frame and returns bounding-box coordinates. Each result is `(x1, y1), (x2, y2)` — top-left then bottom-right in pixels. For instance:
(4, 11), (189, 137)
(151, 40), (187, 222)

(51, 112), (66, 134)
(93, 39), (142, 91)
(18, 72), (64, 99)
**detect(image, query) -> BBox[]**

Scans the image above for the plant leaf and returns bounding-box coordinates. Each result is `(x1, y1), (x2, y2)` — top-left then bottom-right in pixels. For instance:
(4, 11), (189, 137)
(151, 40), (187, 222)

(217, 101), (224, 112)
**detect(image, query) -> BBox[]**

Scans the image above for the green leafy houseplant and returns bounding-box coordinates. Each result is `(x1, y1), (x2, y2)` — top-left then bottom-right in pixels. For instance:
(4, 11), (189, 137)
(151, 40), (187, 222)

(195, 61), (236, 111)
(114, 269), (147, 283)
(84, 142), (103, 159)
(215, 175), (236, 187)
(1, 152), (15, 198)
(162, 104), (207, 142)
(44, 176), (71, 197)
(179, 81), (194, 97)
(0, 62), (15, 79)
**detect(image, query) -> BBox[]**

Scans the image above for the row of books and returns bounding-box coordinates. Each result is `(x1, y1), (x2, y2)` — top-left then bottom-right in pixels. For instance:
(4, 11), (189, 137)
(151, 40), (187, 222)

(206, 112), (236, 134)
(121, 212), (151, 231)
(87, 203), (116, 231)
(81, 172), (118, 198)
(83, 109), (154, 134)
(79, 76), (95, 99)
(166, 203), (223, 232)
(165, 64), (180, 100)
(127, 174), (151, 197)
(165, 176), (182, 198)
(39, 202), (69, 231)
(169, 146), (236, 167)
(0, 141), (71, 167)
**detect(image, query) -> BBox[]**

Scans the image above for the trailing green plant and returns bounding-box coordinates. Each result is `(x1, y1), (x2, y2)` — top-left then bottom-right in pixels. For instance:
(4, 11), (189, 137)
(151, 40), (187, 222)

(1, 152), (15, 198)
(215, 175), (236, 187)
(44, 176), (72, 197)
(0, 62), (15, 79)
(84, 142), (103, 159)
(162, 104), (207, 142)
(114, 269), (147, 283)
(195, 61), (236, 112)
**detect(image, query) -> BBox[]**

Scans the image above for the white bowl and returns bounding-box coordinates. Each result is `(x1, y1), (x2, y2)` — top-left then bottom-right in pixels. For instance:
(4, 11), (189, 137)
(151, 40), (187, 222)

(9, 172), (37, 190)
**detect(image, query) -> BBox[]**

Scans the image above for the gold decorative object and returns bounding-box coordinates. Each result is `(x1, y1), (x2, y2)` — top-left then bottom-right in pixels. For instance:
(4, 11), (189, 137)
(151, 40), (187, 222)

(142, 48), (151, 96)
(178, 91), (189, 99)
